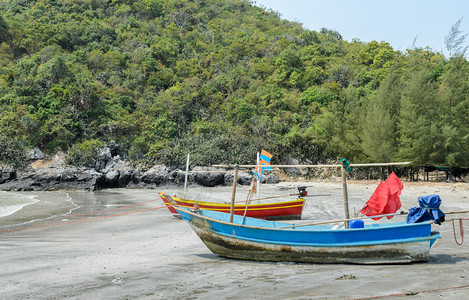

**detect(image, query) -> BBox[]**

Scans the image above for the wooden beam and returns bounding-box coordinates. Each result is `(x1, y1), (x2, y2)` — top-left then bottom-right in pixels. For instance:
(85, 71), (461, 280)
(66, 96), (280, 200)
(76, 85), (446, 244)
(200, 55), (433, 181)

(213, 162), (411, 169)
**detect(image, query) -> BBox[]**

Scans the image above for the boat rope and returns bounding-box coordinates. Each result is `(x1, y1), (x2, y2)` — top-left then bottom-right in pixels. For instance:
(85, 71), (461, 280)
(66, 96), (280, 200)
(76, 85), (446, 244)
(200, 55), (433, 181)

(350, 283), (469, 299)
(232, 193), (329, 203)
(278, 212), (407, 229)
(0, 204), (167, 234)
(67, 198), (160, 217)
(446, 210), (469, 215)
(236, 193), (288, 203)
(279, 209), (469, 229)
(450, 217), (469, 245)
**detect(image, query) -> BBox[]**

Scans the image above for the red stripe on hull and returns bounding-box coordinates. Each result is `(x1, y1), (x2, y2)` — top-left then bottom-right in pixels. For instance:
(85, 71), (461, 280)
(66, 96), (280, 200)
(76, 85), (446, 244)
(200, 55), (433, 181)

(159, 193), (304, 220)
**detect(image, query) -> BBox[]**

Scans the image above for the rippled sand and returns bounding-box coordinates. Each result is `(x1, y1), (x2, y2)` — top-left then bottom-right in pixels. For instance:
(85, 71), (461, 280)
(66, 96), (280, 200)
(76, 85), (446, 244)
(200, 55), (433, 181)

(1, 181), (468, 299)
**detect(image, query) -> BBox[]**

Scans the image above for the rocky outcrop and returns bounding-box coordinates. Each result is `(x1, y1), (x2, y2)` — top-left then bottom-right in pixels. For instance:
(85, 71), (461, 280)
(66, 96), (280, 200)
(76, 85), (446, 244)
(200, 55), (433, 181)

(0, 153), (104, 191)
(191, 166), (225, 187)
(0, 166), (16, 184)
(0, 146), (279, 191)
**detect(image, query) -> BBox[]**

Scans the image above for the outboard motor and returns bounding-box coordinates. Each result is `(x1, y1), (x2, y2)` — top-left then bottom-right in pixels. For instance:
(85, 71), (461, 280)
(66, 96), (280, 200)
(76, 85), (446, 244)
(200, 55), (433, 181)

(298, 186), (308, 198)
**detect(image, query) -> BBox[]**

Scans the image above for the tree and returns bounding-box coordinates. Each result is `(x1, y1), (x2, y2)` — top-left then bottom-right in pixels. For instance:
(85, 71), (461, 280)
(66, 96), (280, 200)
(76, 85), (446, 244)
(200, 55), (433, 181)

(0, 134), (27, 167)
(398, 68), (441, 165)
(0, 15), (10, 43)
(445, 18), (468, 58)
(361, 65), (402, 162)
(437, 57), (469, 175)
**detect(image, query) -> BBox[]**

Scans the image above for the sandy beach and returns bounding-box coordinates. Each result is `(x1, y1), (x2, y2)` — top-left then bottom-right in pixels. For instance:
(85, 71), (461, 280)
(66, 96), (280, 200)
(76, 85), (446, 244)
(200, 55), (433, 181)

(1, 181), (469, 299)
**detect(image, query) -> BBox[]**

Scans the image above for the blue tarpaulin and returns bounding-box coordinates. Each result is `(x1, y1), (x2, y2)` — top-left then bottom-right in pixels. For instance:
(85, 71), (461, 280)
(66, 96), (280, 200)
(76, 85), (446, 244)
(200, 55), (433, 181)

(406, 195), (445, 225)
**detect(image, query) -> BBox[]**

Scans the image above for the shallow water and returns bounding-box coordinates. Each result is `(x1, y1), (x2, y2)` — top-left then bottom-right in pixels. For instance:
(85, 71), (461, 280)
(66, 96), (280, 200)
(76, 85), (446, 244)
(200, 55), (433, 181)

(0, 189), (162, 229)
(0, 191), (38, 218)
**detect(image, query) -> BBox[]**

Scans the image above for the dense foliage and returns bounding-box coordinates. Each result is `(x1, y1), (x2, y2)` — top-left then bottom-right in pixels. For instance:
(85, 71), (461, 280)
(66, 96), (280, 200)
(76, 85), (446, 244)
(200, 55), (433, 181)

(0, 134), (26, 167)
(0, 0), (468, 168)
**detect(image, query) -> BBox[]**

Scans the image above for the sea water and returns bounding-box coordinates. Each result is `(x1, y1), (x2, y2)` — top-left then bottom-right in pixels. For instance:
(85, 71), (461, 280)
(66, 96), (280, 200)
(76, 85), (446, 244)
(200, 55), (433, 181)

(0, 191), (38, 218)
(0, 191), (81, 229)
(0, 190), (157, 228)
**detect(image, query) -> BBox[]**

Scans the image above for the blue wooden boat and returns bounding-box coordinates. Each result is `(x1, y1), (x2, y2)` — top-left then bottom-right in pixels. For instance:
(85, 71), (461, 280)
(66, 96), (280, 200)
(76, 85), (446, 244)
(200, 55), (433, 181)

(173, 206), (441, 264)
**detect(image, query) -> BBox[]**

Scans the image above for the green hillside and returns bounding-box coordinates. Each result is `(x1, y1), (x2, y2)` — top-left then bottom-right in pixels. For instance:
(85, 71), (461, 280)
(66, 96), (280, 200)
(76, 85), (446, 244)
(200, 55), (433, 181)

(0, 0), (468, 168)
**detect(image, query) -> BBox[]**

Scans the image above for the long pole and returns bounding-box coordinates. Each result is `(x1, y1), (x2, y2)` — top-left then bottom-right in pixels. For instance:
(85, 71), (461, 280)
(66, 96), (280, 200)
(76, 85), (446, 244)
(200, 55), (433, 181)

(257, 151), (260, 202)
(341, 165), (350, 229)
(278, 212), (407, 229)
(230, 164), (239, 223)
(213, 162), (411, 168)
(183, 153), (190, 200)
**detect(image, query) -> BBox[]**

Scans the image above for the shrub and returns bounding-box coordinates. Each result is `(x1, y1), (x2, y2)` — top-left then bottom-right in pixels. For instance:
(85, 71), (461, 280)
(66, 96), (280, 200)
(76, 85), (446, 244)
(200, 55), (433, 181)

(66, 139), (104, 168)
(0, 135), (27, 167)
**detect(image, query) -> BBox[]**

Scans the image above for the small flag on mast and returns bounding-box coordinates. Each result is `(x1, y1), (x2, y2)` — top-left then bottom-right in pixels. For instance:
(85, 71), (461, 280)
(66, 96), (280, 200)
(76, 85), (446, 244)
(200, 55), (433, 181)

(256, 149), (272, 176)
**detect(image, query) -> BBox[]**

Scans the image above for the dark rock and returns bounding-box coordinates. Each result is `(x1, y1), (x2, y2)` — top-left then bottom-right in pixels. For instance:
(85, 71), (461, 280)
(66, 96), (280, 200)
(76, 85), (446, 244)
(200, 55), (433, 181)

(192, 166), (225, 187)
(96, 156), (137, 188)
(0, 166), (16, 184)
(108, 141), (127, 158)
(283, 157), (301, 176)
(264, 174), (280, 184)
(105, 170), (119, 184)
(237, 171), (253, 185)
(223, 170), (279, 186)
(140, 165), (174, 186)
(224, 171), (252, 186)
(95, 148), (112, 172)
(176, 169), (194, 185)
(116, 169), (130, 187)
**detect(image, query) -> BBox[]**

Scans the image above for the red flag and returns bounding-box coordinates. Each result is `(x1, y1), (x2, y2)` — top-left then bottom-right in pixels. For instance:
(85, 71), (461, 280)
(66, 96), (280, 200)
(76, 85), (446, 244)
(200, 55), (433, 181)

(361, 172), (404, 220)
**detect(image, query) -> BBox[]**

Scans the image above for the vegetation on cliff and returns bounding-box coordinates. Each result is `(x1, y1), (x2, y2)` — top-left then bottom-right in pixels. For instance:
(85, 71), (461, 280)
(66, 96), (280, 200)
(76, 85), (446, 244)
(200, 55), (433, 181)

(0, 0), (468, 169)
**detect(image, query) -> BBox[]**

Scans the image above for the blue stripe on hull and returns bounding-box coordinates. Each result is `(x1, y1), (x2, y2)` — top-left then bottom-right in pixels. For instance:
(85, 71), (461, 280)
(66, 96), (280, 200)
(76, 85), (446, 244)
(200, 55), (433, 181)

(174, 207), (440, 264)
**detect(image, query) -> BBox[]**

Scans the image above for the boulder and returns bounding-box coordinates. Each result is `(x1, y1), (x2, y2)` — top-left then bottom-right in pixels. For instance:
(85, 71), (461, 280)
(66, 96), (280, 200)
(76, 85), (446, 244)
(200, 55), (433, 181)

(95, 148), (112, 172)
(264, 174), (280, 184)
(191, 166), (225, 187)
(140, 165), (174, 186)
(27, 148), (45, 160)
(105, 170), (119, 185)
(108, 141), (127, 158)
(224, 171), (252, 186)
(0, 166), (16, 184)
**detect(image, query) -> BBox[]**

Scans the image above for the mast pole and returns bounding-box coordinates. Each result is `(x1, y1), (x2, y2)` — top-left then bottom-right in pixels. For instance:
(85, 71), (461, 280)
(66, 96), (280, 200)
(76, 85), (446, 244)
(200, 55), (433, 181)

(341, 165), (350, 229)
(183, 153), (190, 200)
(257, 151), (260, 202)
(230, 164), (239, 223)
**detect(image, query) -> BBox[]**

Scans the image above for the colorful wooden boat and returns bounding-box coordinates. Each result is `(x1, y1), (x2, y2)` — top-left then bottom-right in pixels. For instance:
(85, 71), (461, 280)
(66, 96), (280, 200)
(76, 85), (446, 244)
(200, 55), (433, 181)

(159, 192), (305, 220)
(173, 206), (441, 264)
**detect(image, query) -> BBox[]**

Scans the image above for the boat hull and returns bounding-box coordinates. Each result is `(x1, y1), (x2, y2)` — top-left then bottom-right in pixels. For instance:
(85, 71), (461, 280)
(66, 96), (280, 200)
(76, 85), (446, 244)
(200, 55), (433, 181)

(174, 207), (441, 264)
(159, 193), (304, 220)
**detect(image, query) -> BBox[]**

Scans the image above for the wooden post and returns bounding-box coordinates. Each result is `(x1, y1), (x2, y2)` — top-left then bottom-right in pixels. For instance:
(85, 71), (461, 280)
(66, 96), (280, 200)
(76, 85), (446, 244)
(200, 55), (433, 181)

(230, 164), (239, 223)
(183, 153), (190, 200)
(341, 165), (350, 229)
(256, 151), (260, 202)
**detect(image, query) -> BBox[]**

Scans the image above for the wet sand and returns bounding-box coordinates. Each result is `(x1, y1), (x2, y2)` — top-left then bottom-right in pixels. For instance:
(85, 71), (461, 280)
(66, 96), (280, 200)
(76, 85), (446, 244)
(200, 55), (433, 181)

(1, 181), (469, 299)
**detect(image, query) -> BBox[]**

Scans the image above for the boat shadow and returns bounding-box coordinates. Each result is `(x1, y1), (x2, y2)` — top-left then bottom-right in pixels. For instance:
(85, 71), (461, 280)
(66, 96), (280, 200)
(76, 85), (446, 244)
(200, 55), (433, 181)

(196, 253), (469, 266)
(195, 254), (285, 265)
(429, 254), (469, 264)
